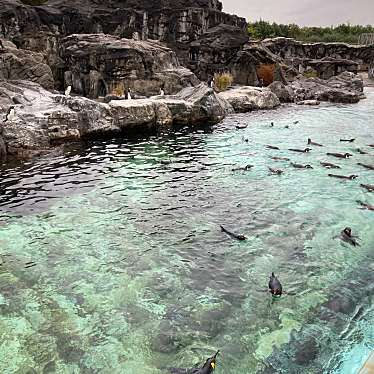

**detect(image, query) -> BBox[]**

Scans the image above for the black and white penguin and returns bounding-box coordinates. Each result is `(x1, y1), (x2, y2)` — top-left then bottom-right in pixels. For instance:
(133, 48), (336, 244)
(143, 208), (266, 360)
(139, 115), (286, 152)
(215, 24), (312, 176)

(65, 86), (72, 97)
(4, 106), (16, 122)
(125, 88), (132, 100)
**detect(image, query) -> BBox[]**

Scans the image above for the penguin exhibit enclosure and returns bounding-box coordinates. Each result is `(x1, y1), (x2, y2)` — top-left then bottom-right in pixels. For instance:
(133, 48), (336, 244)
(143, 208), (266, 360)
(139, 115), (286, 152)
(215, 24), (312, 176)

(1, 0), (374, 373)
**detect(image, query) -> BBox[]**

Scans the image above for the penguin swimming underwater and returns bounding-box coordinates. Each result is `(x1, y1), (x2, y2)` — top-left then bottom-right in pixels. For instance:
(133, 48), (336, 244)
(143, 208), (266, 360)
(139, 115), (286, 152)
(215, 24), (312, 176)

(328, 174), (358, 180)
(320, 162), (341, 169)
(307, 138), (323, 147)
(326, 152), (352, 159)
(288, 148), (311, 153)
(268, 167), (284, 175)
(65, 86), (72, 97)
(266, 145), (280, 150)
(357, 163), (374, 171)
(360, 183), (374, 192)
(290, 162), (313, 169)
(340, 138), (355, 143)
(269, 272), (283, 297)
(4, 106), (16, 122)
(220, 226), (247, 241)
(168, 351), (220, 374)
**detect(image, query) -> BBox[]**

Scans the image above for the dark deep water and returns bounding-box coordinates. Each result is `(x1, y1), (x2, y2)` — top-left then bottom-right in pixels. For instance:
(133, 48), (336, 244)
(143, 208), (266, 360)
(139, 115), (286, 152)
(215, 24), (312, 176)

(0, 90), (373, 373)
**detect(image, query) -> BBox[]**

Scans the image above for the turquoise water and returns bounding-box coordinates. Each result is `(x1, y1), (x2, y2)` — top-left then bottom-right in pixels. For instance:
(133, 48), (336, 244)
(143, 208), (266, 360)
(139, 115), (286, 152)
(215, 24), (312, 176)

(0, 90), (373, 374)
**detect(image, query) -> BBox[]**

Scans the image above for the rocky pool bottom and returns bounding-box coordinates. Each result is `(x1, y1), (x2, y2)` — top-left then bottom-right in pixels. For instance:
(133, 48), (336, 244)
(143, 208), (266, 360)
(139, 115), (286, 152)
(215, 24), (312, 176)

(0, 90), (373, 373)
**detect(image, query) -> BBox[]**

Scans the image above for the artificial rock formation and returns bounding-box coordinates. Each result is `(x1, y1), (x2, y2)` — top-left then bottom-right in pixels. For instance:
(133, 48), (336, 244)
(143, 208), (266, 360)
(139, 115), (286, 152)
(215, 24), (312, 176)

(0, 0), (247, 86)
(60, 34), (199, 98)
(0, 80), (229, 159)
(0, 38), (54, 89)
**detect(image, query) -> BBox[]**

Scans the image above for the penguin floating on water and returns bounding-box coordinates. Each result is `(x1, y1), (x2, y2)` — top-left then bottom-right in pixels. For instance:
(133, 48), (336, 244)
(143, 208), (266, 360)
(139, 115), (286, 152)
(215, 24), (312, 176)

(269, 272), (283, 297)
(340, 227), (360, 246)
(65, 85), (72, 97)
(168, 351), (219, 374)
(4, 106), (16, 122)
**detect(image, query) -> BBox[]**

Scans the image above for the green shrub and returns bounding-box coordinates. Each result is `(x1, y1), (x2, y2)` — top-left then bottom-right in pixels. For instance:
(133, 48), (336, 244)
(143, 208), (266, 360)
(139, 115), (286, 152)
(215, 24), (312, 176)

(111, 82), (125, 97)
(214, 72), (233, 91)
(303, 71), (318, 78)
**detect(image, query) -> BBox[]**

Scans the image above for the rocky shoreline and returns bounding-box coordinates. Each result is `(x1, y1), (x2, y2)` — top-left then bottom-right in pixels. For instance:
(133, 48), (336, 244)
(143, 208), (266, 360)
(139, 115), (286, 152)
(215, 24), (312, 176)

(0, 0), (372, 161)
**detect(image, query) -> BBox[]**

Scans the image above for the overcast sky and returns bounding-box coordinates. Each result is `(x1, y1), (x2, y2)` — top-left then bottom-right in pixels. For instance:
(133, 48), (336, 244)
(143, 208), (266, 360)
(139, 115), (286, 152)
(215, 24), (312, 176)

(222, 0), (374, 26)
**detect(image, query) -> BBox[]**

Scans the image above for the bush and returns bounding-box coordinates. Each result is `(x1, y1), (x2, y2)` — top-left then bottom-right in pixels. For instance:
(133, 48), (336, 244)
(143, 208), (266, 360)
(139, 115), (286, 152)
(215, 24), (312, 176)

(303, 70), (318, 78)
(21, 0), (48, 5)
(111, 82), (125, 97)
(214, 72), (233, 91)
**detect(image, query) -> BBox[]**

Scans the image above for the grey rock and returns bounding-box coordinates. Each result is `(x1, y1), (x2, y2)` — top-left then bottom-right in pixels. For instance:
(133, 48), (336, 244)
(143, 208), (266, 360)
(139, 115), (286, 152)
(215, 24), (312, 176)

(0, 80), (226, 158)
(0, 39), (54, 89)
(290, 72), (364, 104)
(218, 86), (280, 112)
(60, 34), (200, 98)
(268, 81), (295, 103)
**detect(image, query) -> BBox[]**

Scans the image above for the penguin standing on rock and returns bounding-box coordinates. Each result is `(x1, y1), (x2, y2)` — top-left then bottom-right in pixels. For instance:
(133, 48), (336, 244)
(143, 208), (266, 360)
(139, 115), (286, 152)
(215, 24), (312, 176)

(65, 86), (72, 97)
(4, 106), (16, 122)
(125, 88), (132, 100)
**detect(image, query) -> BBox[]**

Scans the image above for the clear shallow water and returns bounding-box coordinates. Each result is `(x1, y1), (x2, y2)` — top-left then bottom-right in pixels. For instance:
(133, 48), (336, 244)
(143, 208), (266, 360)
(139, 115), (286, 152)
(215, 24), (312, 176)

(0, 91), (373, 374)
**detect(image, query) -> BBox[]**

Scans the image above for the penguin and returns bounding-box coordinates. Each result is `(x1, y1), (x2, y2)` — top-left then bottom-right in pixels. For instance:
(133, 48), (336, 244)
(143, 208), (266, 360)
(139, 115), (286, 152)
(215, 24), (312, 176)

(357, 163), (374, 171)
(293, 120), (299, 124)
(236, 124), (248, 130)
(288, 148), (311, 153)
(268, 167), (284, 175)
(269, 272), (283, 297)
(271, 156), (290, 161)
(320, 162), (341, 169)
(360, 183), (374, 192)
(232, 164), (253, 172)
(65, 86), (72, 97)
(210, 77), (215, 88)
(270, 122), (274, 127)
(340, 227), (360, 246)
(340, 138), (355, 143)
(356, 200), (374, 211)
(168, 351), (219, 374)
(307, 138), (323, 147)
(290, 162), (313, 169)
(266, 145), (280, 150)
(328, 174), (358, 180)
(327, 152), (352, 159)
(4, 106), (16, 122)
(220, 226), (247, 241)
(160, 87), (165, 96)
(125, 88), (132, 100)
(356, 149), (368, 155)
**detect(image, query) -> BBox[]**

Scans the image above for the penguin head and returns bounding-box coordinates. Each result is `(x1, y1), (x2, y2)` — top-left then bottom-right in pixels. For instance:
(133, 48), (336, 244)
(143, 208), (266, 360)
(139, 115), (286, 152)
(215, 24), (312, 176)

(349, 175), (358, 180)
(343, 227), (352, 237)
(307, 138), (311, 144)
(305, 164), (313, 169)
(345, 153), (352, 158)
(305, 148), (311, 152)
(202, 351), (219, 372)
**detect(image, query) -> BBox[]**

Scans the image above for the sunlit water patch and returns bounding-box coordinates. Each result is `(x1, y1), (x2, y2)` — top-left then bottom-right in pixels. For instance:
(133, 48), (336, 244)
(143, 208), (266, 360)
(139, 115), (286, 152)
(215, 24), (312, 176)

(0, 90), (373, 373)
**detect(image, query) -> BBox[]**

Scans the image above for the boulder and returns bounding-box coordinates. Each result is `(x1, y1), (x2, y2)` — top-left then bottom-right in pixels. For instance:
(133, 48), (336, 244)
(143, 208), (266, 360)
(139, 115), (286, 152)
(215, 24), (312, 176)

(60, 34), (200, 98)
(0, 39), (54, 89)
(0, 80), (227, 158)
(290, 72), (364, 104)
(268, 81), (294, 103)
(218, 87), (280, 112)
(296, 100), (320, 106)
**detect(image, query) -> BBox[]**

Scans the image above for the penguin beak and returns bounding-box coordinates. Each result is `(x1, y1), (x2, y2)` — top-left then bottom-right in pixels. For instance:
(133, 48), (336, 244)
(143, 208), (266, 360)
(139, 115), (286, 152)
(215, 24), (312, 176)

(211, 362), (216, 369)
